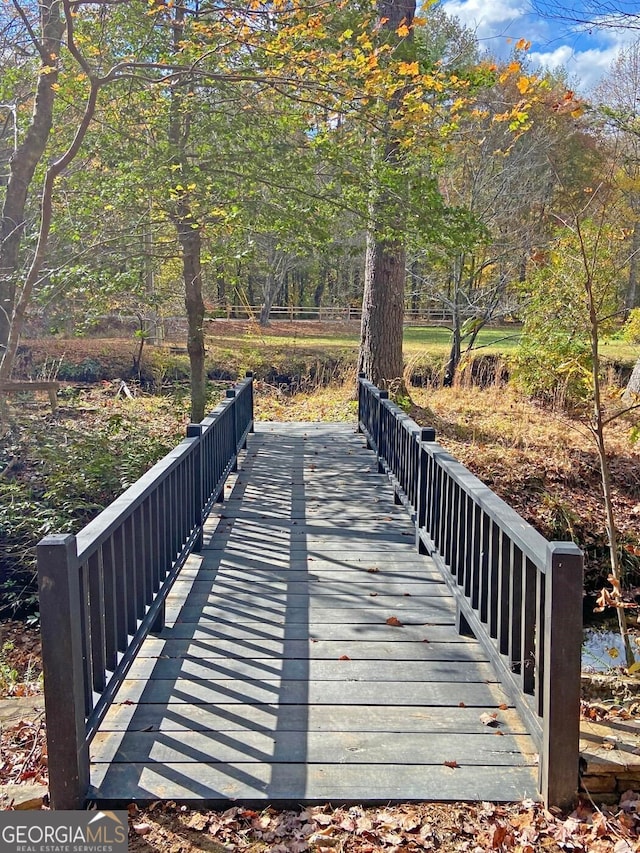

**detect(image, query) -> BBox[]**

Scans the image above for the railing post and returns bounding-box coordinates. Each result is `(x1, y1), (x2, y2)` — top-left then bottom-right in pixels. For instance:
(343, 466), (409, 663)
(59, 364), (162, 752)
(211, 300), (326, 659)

(357, 372), (365, 432)
(416, 428), (436, 554)
(186, 423), (203, 552)
(226, 388), (238, 469)
(540, 541), (583, 808)
(377, 390), (389, 472)
(245, 371), (255, 436)
(37, 534), (90, 809)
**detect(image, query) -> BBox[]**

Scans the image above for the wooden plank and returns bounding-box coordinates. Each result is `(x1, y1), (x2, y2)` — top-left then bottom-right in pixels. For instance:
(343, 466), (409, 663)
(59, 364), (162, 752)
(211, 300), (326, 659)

(161, 604), (456, 624)
(169, 578), (446, 595)
(100, 703), (530, 734)
(124, 657), (498, 683)
(158, 611), (458, 640)
(180, 566), (444, 582)
(165, 591), (456, 609)
(88, 762), (539, 805)
(112, 678), (508, 705)
(91, 730), (538, 765)
(139, 623), (477, 648)
(203, 536), (418, 552)
(138, 637), (488, 664)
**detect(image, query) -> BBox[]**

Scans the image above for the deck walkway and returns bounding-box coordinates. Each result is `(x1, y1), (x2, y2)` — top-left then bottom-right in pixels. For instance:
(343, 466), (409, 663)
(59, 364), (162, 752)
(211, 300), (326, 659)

(88, 423), (539, 806)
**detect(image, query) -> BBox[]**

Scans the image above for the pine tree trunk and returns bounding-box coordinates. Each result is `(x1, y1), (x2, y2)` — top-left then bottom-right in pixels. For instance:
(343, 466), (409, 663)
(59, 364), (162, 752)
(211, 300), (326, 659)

(178, 224), (206, 423)
(358, 0), (415, 391)
(359, 231), (405, 387)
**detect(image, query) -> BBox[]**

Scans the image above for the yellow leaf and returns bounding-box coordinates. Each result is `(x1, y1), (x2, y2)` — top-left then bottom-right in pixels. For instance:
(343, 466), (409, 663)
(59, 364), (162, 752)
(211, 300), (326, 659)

(398, 61), (419, 76)
(342, 29), (353, 39)
(396, 23), (410, 37)
(628, 661), (640, 673)
(516, 76), (531, 94)
(607, 647), (620, 659)
(516, 38), (531, 50)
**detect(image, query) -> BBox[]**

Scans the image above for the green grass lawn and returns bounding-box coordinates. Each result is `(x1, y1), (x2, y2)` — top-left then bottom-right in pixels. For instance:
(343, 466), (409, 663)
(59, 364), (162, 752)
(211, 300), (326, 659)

(207, 321), (638, 366)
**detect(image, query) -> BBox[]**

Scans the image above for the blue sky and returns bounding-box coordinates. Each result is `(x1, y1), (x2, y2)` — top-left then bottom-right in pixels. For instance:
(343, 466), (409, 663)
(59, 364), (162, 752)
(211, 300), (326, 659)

(438, 0), (639, 92)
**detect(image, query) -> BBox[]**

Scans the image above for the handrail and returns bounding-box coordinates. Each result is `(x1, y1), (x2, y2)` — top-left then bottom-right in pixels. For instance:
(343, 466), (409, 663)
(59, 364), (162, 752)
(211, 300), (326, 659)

(358, 374), (583, 808)
(37, 373), (254, 809)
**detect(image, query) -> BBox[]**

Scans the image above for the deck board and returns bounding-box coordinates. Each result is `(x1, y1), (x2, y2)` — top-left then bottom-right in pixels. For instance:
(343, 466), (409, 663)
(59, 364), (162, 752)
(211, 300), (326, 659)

(88, 422), (539, 806)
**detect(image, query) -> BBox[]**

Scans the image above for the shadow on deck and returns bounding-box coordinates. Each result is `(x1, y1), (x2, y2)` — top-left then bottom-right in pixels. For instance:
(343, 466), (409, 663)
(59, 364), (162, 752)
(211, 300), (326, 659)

(87, 424), (539, 806)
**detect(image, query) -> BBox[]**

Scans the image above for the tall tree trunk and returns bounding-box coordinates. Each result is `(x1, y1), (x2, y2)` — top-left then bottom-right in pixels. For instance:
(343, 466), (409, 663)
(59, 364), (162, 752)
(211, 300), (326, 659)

(178, 223), (206, 422)
(359, 231), (406, 386)
(259, 271), (277, 326)
(0, 0), (64, 364)
(358, 0), (415, 391)
(169, 4), (206, 422)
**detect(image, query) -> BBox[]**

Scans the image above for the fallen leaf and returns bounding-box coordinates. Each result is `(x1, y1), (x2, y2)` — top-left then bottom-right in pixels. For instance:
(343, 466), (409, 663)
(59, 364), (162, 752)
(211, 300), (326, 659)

(338, 655), (351, 661)
(498, 703), (508, 710)
(367, 567), (379, 573)
(444, 760), (458, 768)
(386, 616), (403, 627)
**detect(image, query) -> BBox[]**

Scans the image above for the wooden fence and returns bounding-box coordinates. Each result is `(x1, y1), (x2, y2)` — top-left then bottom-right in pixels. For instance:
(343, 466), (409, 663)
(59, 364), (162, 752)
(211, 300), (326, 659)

(206, 306), (460, 324)
(37, 374), (254, 809)
(357, 374), (583, 808)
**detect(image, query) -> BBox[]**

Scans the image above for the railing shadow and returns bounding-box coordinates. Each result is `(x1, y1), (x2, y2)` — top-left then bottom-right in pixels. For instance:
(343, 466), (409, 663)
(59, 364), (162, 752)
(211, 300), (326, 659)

(91, 427), (311, 802)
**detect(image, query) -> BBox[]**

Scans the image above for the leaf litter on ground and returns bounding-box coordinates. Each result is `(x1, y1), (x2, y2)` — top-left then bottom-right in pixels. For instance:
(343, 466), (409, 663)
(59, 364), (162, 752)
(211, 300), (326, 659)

(123, 799), (640, 852)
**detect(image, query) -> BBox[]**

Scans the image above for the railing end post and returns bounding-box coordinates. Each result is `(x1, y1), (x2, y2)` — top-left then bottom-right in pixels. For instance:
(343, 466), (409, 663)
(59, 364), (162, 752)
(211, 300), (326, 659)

(540, 541), (583, 808)
(37, 533), (90, 809)
(421, 427), (436, 442)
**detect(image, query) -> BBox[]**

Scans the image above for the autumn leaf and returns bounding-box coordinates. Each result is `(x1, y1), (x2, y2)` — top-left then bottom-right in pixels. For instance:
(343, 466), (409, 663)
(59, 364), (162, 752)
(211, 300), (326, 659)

(386, 616), (403, 627)
(366, 567), (379, 573)
(338, 654), (350, 661)
(443, 760), (458, 769)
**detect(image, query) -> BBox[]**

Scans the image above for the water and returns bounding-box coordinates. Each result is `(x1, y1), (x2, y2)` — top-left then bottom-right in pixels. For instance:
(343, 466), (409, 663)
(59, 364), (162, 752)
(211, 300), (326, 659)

(582, 627), (636, 672)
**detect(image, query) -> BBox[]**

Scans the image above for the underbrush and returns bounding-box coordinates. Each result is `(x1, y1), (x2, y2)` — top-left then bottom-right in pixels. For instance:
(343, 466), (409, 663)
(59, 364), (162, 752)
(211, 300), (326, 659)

(409, 383), (640, 598)
(0, 388), (191, 618)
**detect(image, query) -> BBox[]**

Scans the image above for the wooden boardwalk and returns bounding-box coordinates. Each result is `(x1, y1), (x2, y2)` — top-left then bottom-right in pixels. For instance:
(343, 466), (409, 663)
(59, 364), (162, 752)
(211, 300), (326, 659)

(88, 423), (539, 806)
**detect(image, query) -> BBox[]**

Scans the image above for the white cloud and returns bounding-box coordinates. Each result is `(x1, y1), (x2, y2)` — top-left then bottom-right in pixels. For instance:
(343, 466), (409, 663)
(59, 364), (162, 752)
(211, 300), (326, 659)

(441, 0), (534, 43)
(530, 29), (639, 91)
(440, 0), (640, 91)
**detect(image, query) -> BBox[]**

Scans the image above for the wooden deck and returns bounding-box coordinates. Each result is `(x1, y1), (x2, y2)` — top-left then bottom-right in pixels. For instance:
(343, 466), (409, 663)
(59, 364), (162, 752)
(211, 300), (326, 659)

(88, 423), (539, 806)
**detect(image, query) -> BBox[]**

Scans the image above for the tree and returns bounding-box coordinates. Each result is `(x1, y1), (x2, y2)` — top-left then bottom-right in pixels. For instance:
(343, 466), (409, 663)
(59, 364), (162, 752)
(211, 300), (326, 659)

(0, 0), (63, 369)
(515, 190), (638, 667)
(595, 40), (640, 311)
(533, 0), (640, 32)
(358, 0), (416, 390)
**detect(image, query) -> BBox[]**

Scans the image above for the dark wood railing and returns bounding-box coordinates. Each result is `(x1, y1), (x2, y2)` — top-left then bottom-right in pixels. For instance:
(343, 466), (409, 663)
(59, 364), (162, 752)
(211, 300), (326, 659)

(358, 375), (583, 809)
(37, 373), (254, 809)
